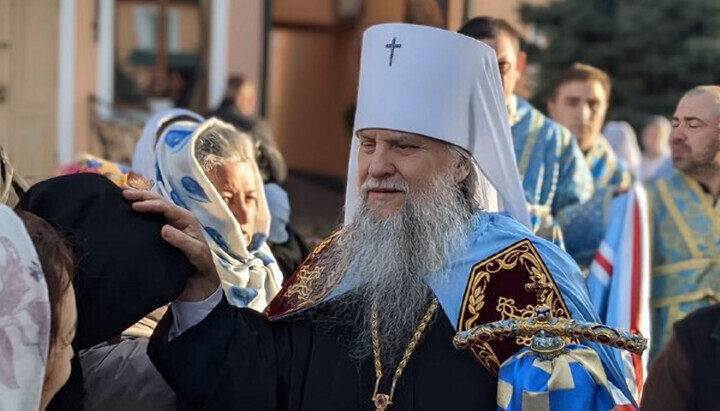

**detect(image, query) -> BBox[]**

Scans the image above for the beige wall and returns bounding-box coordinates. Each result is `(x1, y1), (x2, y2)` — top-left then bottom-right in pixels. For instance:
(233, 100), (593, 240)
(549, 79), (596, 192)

(226, 0), (264, 110)
(268, 0), (408, 179)
(0, 0), (58, 181)
(73, 0), (98, 156)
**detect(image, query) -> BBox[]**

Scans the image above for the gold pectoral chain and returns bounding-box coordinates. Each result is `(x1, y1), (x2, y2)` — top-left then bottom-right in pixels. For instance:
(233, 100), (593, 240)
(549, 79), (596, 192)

(370, 297), (438, 410)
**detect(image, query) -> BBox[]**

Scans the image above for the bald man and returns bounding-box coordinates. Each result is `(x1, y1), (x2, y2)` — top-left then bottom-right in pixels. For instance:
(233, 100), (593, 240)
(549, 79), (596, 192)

(645, 85), (720, 359)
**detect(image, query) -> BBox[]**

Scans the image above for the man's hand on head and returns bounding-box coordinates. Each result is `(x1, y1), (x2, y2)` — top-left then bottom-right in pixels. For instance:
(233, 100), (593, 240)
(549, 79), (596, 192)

(122, 188), (220, 301)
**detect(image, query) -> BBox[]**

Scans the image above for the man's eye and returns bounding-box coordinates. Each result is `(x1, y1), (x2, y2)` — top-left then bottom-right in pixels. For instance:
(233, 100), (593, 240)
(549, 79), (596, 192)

(671, 120), (680, 128)
(688, 121), (702, 128)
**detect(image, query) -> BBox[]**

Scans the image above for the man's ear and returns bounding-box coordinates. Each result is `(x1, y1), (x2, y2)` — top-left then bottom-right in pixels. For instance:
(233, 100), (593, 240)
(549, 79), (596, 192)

(516, 51), (527, 75)
(455, 159), (471, 184)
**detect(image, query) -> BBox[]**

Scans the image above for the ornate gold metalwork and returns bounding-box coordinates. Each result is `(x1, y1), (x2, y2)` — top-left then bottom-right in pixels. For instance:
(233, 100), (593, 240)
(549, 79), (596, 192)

(457, 240), (570, 374)
(454, 305), (648, 360)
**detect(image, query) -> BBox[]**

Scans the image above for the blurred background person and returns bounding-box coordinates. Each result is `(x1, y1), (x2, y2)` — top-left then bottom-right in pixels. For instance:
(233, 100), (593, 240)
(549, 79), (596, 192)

(548, 63), (633, 190)
(640, 115), (673, 182)
(604, 121), (642, 177)
(209, 75), (287, 185)
(458, 16), (593, 248)
(552, 63), (634, 269)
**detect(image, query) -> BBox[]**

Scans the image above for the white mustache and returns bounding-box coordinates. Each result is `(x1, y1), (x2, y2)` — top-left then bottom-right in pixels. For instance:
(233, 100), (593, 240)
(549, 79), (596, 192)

(361, 178), (409, 194)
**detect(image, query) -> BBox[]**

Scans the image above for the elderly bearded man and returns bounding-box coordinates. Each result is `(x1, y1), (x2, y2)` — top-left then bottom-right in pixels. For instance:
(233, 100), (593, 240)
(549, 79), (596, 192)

(124, 24), (635, 410)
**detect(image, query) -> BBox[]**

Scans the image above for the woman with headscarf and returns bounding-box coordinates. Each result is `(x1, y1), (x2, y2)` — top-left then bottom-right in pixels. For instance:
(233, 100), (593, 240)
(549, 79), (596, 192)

(639, 115), (673, 182)
(57, 113), (283, 411)
(132, 110), (284, 310)
(18, 173), (197, 411)
(0, 205), (77, 410)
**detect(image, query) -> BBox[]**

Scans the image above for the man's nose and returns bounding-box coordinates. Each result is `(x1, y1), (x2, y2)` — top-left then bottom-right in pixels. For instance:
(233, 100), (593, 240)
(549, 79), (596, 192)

(367, 148), (396, 178)
(581, 104), (593, 122)
(669, 127), (685, 144)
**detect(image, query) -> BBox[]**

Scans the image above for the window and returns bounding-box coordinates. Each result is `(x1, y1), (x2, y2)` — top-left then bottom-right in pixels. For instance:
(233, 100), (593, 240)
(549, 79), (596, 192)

(114, 0), (201, 109)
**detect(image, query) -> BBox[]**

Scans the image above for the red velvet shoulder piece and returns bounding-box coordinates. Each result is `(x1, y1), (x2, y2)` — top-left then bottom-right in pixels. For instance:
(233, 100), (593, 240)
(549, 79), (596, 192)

(265, 232), (342, 320)
(457, 239), (571, 376)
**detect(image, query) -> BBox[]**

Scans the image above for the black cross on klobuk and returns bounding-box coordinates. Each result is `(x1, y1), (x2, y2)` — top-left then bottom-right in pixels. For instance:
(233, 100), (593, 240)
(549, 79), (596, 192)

(385, 37), (402, 67)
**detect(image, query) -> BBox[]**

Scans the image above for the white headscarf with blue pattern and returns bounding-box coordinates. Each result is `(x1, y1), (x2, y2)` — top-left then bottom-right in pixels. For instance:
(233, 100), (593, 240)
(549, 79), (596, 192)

(138, 111), (283, 311)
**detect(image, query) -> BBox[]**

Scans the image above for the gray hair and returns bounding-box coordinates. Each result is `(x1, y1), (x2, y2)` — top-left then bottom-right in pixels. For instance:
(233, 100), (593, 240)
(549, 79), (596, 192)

(448, 145), (484, 212)
(194, 121), (256, 173)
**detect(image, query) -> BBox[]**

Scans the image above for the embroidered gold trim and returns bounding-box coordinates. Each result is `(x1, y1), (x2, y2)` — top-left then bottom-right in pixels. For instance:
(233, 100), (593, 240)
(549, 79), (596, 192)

(587, 138), (616, 188)
(517, 111), (544, 179)
(657, 179), (701, 259)
(652, 258), (719, 276)
(282, 232), (342, 311)
(681, 173), (720, 255)
(457, 240), (569, 375)
(650, 288), (720, 309)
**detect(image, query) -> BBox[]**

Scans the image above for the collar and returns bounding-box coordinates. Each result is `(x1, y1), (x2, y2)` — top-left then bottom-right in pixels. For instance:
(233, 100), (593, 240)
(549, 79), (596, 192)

(507, 94), (519, 125)
(686, 175), (720, 207)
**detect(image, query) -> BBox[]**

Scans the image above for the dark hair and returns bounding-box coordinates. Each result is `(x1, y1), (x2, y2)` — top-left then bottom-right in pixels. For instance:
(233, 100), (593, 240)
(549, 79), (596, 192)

(226, 75), (246, 97)
(15, 211), (75, 348)
(458, 16), (523, 51)
(550, 62), (612, 102)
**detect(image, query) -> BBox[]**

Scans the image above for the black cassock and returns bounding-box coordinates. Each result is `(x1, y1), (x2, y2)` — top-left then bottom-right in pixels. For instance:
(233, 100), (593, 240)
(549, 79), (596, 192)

(148, 295), (497, 410)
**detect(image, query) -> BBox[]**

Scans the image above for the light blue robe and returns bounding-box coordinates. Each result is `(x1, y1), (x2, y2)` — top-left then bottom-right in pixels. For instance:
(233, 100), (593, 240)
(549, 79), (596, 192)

(558, 136), (634, 268)
(509, 96), (594, 248)
(647, 171), (720, 358)
(426, 211), (634, 402)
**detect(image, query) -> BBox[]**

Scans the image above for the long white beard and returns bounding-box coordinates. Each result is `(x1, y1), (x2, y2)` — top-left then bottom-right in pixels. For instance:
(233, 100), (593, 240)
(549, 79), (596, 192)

(314, 168), (475, 369)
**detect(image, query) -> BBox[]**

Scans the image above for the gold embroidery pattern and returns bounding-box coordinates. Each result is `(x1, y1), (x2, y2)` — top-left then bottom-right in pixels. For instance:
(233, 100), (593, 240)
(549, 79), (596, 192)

(496, 297), (536, 346)
(457, 240), (570, 375)
(282, 232), (342, 311)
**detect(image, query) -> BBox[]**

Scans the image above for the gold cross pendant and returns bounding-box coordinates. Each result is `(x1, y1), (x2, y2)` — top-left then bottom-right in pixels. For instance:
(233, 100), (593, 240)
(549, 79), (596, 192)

(372, 393), (392, 410)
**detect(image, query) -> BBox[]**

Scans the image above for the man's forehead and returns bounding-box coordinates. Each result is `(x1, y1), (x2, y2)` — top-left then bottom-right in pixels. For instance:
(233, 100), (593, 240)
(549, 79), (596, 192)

(481, 33), (518, 58)
(675, 93), (720, 121)
(357, 129), (438, 143)
(557, 80), (605, 99)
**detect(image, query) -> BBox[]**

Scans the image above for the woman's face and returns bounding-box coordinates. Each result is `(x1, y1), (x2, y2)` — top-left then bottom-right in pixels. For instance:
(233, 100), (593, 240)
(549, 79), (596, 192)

(41, 283), (77, 409)
(207, 161), (259, 246)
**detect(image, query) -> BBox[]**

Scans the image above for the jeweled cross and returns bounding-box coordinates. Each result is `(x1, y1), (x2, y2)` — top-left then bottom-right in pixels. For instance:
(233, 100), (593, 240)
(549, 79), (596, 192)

(385, 37), (402, 67)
